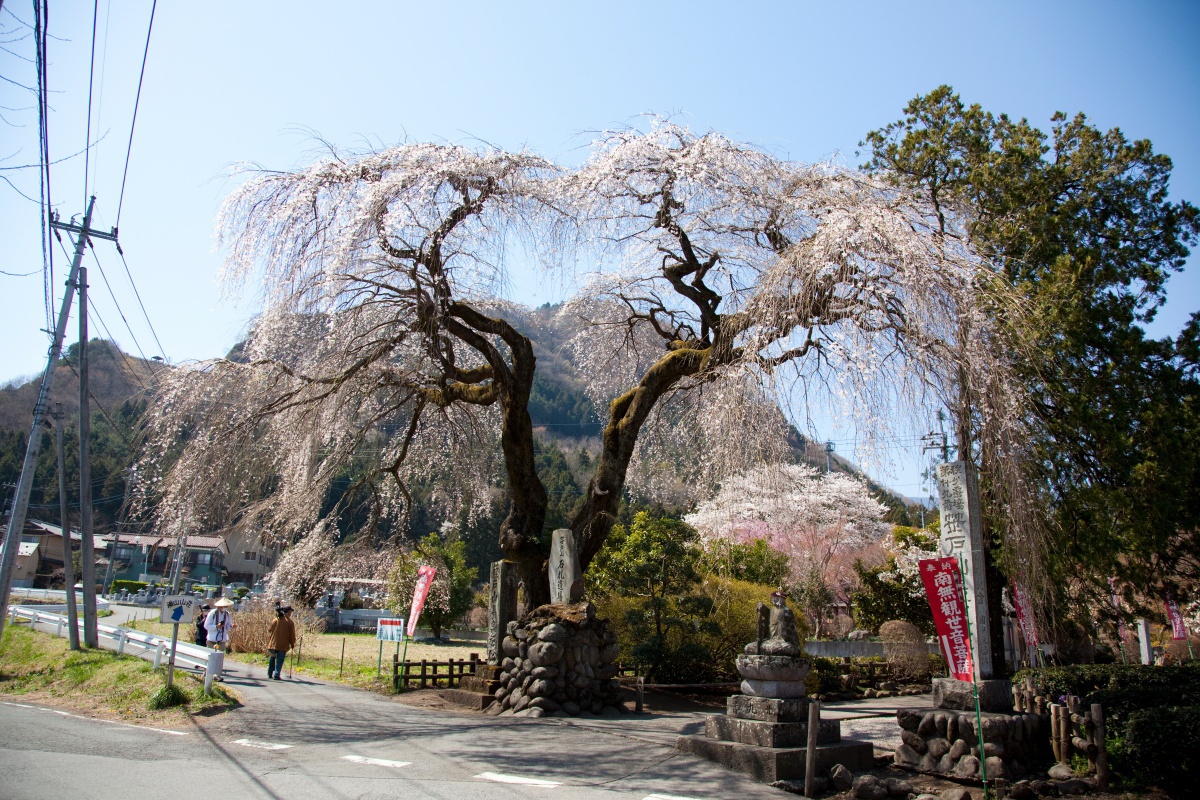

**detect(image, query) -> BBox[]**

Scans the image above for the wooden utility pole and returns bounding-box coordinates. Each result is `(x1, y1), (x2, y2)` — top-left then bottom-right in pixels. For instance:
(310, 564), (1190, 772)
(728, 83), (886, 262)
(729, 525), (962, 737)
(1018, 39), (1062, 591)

(54, 404), (80, 650)
(0, 197), (115, 642)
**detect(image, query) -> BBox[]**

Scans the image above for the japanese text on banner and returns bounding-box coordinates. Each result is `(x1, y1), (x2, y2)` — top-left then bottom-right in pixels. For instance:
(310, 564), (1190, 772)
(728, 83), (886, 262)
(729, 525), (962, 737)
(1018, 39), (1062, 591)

(1165, 600), (1187, 641)
(1012, 582), (1040, 650)
(919, 557), (974, 682)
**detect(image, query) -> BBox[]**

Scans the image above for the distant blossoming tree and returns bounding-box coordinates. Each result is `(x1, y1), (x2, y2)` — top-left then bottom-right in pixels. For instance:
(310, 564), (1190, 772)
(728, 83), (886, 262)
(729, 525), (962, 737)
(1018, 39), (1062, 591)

(138, 121), (1032, 605)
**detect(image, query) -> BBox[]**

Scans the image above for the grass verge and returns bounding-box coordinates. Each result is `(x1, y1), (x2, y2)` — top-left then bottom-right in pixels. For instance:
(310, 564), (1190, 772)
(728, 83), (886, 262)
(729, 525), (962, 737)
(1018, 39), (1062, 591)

(123, 618), (485, 693)
(0, 624), (238, 726)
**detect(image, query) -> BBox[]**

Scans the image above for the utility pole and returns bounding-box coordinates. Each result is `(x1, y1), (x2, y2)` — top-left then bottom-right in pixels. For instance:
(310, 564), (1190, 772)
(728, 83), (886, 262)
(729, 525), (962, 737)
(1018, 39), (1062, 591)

(77, 252), (98, 647)
(824, 441), (835, 474)
(53, 404), (80, 650)
(0, 197), (115, 642)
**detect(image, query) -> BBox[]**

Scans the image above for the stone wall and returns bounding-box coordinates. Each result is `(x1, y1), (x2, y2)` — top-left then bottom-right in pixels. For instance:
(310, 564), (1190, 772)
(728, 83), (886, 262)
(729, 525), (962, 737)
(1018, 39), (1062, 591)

(490, 602), (623, 718)
(895, 707), (1052, 781)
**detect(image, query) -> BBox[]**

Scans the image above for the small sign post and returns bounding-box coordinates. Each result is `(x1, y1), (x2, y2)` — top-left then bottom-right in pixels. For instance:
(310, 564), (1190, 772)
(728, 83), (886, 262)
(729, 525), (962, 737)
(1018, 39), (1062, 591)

(375, 618), (405, 676)
(159, 595), (200, 689)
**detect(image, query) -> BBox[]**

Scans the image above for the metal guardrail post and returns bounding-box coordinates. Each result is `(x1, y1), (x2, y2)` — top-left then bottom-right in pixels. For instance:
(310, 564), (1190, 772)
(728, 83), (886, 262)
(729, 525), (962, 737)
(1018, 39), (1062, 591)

(117, 630), (127, 655)
(154, 642), (165, 669)
(204, 650), (224, 695)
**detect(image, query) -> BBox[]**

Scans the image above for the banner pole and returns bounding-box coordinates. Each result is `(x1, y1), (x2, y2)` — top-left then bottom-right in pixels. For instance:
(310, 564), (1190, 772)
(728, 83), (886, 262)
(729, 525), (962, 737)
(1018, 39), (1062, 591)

(957, 556), (990, 800)
(398, 633), (410, 692)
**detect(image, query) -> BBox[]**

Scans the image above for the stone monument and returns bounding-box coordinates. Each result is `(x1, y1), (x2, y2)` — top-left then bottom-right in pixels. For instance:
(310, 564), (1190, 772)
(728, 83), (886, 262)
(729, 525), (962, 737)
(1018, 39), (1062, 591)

(448, 559), (519, 710)
(676, 592), (874, 781)
(549, 528), (583, 605)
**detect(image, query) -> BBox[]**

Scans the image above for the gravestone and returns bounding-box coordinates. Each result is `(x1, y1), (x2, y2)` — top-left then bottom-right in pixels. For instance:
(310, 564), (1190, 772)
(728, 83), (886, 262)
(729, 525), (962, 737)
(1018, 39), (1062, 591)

(549, 528), (582, 605)
(936, 461), (995, 680)
(486, 560), (518, 665)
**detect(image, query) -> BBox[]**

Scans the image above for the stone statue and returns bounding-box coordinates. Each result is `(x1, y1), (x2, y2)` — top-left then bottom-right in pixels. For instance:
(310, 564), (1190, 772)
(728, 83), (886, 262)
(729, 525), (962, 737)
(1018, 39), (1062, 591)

(745, 591), (803, 657)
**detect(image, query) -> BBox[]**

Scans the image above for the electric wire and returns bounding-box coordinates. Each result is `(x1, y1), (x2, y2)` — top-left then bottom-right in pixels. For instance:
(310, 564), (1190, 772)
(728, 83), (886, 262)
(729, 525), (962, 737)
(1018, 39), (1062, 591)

(115, 0), (155, 229)
(81, 0), (98, 208)
(115, 245), (167, 360)
(88, 242), (152, 367)
(33, 0), (54, 334)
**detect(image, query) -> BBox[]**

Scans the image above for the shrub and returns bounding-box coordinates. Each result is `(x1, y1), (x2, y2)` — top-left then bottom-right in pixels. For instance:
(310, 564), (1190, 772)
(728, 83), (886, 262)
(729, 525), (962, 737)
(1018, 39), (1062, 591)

(1016, 662), (1200, 730)
(148, 683), (190, 710)
(1117, 706), (1200, 797)
(229, 599), (326, 654)
(111, 580), (149, 594)
(880, 620), (930, 680)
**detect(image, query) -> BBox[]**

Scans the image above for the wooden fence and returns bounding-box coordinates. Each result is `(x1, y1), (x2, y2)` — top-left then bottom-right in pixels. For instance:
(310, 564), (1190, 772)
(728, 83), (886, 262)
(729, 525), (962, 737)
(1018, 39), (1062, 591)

(1014, 676), (1108, 790)
(393, 653), (481, 689)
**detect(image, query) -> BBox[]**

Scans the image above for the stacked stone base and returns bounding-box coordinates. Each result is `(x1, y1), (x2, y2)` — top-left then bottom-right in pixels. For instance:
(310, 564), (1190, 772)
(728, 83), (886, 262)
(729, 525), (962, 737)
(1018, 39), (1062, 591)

(443, 664), (501, 710)
(676, 696), (874, 783)
(488, 603), (624, 718)
(894, 706), (1051, 781)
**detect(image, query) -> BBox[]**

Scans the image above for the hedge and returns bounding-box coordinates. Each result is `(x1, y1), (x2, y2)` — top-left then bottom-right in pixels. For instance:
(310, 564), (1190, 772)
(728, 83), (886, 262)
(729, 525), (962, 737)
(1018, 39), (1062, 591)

(1119, 706), (1200, 798)
(110, 580), (149, 594)
(1015, 662), (1200, 729)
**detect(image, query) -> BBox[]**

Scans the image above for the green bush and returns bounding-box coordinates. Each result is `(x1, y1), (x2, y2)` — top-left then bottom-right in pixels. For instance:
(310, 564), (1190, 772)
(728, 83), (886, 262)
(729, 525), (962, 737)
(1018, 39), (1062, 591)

(147, 683), (190, 710)
(1117, 706), (1200, 798)
(1016, 662), (1200, 729)
(111, 580), (149, 593)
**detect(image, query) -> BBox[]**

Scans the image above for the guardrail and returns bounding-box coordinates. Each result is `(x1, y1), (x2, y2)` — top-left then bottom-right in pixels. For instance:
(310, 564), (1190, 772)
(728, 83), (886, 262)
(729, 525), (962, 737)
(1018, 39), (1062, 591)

(8, 587), (114, 606)
(8, 605), (225, 694)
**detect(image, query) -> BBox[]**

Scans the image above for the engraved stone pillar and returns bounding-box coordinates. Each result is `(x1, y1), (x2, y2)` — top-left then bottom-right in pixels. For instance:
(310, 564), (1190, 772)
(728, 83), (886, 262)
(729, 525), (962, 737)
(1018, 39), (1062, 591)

(486, 560), (518, 665)
(549, 528), (582, 604)
(936, 461), (996, 680)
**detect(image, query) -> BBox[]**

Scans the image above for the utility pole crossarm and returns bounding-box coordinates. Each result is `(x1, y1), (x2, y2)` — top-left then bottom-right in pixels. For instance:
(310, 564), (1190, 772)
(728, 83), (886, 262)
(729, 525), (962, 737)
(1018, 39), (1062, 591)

(49, 219), (118, 243)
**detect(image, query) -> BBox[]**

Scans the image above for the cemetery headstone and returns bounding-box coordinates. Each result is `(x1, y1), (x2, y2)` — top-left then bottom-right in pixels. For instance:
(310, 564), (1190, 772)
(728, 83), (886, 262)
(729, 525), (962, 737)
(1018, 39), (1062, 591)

(486, 560), (518, 665)
(549, 528), (582, 605)
(1136, 618), (1153, 665)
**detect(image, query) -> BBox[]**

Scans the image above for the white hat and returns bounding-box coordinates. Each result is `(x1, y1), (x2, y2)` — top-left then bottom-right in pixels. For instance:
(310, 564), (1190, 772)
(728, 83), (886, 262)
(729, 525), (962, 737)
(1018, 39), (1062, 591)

(213, 597), (234, 608)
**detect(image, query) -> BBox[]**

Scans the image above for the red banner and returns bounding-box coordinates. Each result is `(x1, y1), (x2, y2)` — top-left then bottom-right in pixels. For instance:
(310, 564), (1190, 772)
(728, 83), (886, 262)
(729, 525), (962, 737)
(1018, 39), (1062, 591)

(919, 557), (974, 682)
(1012, 582), (1040, 651)
(406, 565), (437, 638)
(1166, 600), (1187, 641)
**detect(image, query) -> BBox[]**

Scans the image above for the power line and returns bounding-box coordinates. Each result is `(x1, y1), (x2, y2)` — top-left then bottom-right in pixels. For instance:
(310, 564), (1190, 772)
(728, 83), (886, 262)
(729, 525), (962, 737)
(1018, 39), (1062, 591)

(115, 0), (155, 229)
(88, 242), (152, 367)
(115, 245), (167, 359)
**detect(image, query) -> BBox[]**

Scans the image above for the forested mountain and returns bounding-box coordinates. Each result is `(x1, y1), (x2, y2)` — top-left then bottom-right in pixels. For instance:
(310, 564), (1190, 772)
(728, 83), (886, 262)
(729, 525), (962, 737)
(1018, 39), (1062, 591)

(0, 340), (164, 535)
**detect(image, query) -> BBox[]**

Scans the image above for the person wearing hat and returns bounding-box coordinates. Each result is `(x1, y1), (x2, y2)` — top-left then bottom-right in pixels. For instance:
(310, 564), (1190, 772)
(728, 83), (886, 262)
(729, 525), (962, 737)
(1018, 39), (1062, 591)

(267, 606), (296, 680)
(205, 597), (235, 653)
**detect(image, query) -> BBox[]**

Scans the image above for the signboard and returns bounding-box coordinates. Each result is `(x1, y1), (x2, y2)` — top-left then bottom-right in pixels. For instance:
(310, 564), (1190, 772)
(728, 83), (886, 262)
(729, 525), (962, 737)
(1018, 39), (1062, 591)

(406, 565), (437, 638)
(159, 595), (200, 624)
(919, 557), (974, 682)
(1012, 582), (1040, 651)
(376, 618), (406, 642)
(1166, 600), (1187, 641)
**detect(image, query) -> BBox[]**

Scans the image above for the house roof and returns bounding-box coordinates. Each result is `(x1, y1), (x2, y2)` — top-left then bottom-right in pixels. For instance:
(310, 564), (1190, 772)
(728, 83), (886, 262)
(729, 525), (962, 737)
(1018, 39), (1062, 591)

(7, 519), (103, 546)
(105, 532), (228, 553)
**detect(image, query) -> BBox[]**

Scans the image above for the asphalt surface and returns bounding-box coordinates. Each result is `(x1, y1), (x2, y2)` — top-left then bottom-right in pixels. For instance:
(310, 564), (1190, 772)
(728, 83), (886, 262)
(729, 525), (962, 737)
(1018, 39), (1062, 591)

(1, 607), (926, 799)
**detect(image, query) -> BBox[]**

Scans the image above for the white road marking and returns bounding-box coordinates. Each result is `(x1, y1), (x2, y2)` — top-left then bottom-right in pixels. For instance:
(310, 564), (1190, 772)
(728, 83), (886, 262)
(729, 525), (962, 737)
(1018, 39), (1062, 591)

(0, 700), (188, 736)
(474, 772), (561, 787)
(233, 738), (292, 750)
(644, 795), (704, 800)
(341, 755), (411, 769)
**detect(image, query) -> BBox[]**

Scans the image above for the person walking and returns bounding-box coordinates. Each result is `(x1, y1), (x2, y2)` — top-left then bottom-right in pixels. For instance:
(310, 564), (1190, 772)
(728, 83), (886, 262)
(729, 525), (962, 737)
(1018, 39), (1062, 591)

(267, 606), (296, 680)
(205, 597), (235, 653)
(194, 604), (210, 647)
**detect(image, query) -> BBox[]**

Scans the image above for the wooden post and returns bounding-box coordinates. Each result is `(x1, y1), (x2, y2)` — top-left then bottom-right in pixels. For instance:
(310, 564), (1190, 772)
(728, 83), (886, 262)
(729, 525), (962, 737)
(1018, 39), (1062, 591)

(339, 637), (346, 678)
(1059, 704), (1071, 765)
(635, 677), (644, 713)
(420, 659), (428, 688)
(804, 699), (821, 798)
(1049, 705), (1061, 763)
(1092, 703), (1109, 790)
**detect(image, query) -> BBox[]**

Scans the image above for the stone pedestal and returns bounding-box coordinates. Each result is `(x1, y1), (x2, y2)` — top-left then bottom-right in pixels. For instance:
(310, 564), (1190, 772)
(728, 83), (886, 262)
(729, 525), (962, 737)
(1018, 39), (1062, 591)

(676, 696), (874, 782)
(932, 677), (1013, 713)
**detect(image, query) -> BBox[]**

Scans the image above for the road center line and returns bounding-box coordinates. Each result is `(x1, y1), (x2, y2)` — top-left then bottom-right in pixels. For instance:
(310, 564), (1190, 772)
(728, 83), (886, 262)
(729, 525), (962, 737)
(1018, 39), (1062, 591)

(475, 771), (561, 787)
(342, 755), (411, 768)
(233, 738), (292, 750)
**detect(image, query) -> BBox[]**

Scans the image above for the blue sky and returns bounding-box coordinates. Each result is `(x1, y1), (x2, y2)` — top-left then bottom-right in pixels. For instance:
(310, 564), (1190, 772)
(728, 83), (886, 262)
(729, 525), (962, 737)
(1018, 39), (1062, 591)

(2, 0), (1197, 497)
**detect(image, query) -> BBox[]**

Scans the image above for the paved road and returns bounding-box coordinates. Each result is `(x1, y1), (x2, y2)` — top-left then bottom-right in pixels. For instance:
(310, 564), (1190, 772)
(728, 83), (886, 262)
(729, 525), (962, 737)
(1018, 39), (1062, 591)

(0, 656), (796, 800)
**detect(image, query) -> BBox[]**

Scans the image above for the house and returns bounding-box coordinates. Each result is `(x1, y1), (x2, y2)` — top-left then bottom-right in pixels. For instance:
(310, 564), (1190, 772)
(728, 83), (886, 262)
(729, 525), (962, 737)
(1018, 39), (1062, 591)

(0, 519), (106, 587)
(222, 528), (279, 587)
(102, 532), (229, 588)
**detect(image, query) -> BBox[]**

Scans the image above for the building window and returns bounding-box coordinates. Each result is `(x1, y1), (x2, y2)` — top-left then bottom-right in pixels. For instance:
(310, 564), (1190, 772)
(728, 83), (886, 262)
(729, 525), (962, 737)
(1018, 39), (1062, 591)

(195, 552), (211, 566)
(114, 546), (134, 561)
(244, 551), (257, 562)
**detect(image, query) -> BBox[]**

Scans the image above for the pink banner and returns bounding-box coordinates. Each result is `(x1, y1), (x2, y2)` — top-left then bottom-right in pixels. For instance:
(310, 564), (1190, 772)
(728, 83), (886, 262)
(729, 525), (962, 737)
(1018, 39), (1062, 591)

(1012, 582), (1040, 650)
(919, 557), (974, 682)
(406, 565), (437, 638)
(1166, 600), (1187, 641)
